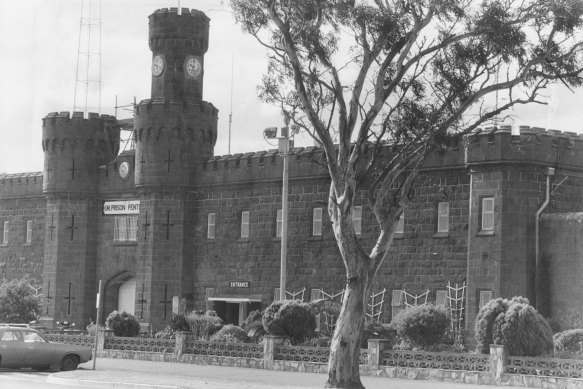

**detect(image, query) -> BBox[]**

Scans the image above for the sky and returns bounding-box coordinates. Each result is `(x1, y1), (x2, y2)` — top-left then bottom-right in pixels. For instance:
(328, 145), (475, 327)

(1, 0), (583, 174)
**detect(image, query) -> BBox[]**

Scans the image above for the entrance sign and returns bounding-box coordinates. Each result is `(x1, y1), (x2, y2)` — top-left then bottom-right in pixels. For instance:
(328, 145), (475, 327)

(229, 281), (250, 288)
(103, 200), (140, 215)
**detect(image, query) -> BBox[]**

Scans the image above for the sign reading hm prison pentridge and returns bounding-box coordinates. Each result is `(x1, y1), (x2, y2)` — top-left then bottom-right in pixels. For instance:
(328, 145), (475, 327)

(103, 200), (140, 215)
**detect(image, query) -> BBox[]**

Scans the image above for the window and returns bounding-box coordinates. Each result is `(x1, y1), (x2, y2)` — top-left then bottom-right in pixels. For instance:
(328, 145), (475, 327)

(481, 197), (495, 231)
(312, 208), (322, 236)
(25, 220), (32, 243)
(479, 290), (493, 308)
(207, 213), (216, 239)
(1, 221), (8, 244)
(23, 331), (46, 343)
(395, 213), (404, 234)
(391, 290), (403, 319)
(436, 290), (448, 307)
(351, 206), (362, 235)
(241, 211), (250, 238)
(437, 202), (449, 233)
(114, 215), (138, 242)
(1, 330), (21, 341)
(276, 209), (283, 238)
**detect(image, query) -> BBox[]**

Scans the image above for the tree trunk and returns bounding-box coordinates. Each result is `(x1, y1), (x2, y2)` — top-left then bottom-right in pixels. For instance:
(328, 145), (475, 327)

(325, 272), (369, 389)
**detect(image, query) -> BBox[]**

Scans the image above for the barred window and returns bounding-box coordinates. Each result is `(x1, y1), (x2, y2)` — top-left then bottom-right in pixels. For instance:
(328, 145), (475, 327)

(1, 221), (8, 244)
(207, 213), (216, 239)
(436, 290), (448, 307)
(26, 220), (32, 243)
(276, 209), (283, 238)
(391, 290), (403, 319)
(437, 202), (450, 233)
(481, 197), (495, 231)
(241, 211), (250, 238)
(114, 215), (138, 242)
(351, 206), (362, 235)
(479, 290), (493, 308)
(312, 208), (322, 236)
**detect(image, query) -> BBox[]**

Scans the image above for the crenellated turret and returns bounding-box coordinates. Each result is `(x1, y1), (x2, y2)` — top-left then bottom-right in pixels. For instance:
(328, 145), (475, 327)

(42, 111), (120, 194)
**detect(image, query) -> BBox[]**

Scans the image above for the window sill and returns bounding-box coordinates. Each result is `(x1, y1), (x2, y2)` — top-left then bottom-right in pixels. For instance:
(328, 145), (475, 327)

(236, 238), (250, 243)
(113, 241), (138, 246)
(22, 243), (32, 247)
(308, 235), (323, 241)
(393, 233), (404, 240)
(0, 244), (7, 247)
(476, 230), (494, 237)
(432, 232), (449, 239)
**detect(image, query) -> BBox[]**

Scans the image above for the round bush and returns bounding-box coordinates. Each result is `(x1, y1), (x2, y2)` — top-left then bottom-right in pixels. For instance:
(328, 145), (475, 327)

(390, 304), (449, 348)
(105, 310), (141, 337)
(554, 329), (583, 353)
(262, 300), (316, 345)
(211, 324), (249, 343)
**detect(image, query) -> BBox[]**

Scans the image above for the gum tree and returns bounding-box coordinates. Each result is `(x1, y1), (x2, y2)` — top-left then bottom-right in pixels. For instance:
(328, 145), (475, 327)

(229, 1), (583, 387)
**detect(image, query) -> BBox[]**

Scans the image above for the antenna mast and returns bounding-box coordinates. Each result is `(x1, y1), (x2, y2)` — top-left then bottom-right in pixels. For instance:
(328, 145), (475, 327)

(73, 0), (102, 114)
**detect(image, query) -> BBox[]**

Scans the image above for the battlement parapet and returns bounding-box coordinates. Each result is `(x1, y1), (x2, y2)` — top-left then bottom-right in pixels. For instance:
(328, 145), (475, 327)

(0, 172), (43, 199)
(149, 8), (209, 54)
(465, 125), (583, 168)
(135, 99), (217, 116)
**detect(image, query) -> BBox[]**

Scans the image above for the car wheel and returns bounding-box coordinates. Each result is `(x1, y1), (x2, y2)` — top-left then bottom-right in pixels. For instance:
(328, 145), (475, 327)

(60, 355), (79, 371)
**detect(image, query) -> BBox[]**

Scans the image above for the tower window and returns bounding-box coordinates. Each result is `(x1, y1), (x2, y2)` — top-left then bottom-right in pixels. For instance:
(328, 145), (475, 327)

(437, 202), (449, 233)
(479, 290), (493, 308)
(351, 206), (362, 235)
(114, 215), (138, 242)
(207, 213), (216, 239)
(241, 211), (250, 238)
(1, 221), (8, 245)
(276, 209), (283, 238)
(481, 197), (495, 231)
(312, 208), (322, 236)
(25, 220), (32, 244)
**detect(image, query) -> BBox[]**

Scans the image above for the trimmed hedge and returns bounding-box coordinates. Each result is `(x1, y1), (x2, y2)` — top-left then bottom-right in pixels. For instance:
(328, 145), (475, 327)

(554, 329), (583, 353)
(186, 312), (223, 340)
(105, 310), (141, 337)
(211, 324), (249, 343)
(262, 300), (316, 345)
(390, 304), (449, 348)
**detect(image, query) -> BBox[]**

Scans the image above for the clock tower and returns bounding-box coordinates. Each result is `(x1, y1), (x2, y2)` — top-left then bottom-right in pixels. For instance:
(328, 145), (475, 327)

(133, 7), (218, 327)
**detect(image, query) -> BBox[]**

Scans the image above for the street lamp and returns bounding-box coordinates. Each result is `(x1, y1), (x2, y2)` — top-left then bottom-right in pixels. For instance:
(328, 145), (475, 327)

(264, 116), (299, 301)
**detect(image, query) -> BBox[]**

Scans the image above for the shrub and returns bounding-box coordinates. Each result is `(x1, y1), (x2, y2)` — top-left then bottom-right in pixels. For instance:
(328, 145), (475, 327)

(474, 297), (512, 354)
(0, 278), (41, 323)
(211, 324), (249, 343)
(262, 300), (316, 345)
(242, 310), (265, 342)
(105, 310), (141, 337)
(185, 311), (223, 340)
(475, 296), (553, 356)
(390, 304), (449, 348)
(554, 329), (583, 353)
(361, 320), (397, 348)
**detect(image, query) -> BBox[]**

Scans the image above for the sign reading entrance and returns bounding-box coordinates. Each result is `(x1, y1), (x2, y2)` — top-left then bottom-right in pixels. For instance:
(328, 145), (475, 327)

(229, 281), (250, 288)
(103, 200), (140, 215)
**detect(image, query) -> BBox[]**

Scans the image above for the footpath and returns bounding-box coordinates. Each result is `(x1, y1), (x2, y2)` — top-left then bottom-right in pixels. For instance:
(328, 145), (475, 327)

(47, 358), (535, 389)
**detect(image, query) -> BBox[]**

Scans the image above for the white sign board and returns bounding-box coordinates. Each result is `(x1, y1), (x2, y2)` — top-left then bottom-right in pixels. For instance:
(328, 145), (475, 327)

(103, 200), (140, 215)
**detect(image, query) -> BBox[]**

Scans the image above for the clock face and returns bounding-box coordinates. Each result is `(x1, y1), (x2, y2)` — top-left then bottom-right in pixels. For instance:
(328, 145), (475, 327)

(119, 161), (130, 180)
(184, 56), (202, 79)
(152, 55), (164, 77)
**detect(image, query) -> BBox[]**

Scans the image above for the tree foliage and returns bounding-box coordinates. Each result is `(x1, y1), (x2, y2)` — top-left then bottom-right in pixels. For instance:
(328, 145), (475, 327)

(0, 278), (41, 323)
(230, 0), (583, 385)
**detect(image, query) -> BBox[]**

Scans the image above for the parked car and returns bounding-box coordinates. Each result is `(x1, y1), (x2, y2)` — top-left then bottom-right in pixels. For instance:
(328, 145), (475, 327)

(0, 326), (92, 371)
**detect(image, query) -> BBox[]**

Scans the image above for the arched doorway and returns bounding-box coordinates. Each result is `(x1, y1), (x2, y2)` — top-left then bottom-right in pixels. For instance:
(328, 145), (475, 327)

(118, 277), (136, 315)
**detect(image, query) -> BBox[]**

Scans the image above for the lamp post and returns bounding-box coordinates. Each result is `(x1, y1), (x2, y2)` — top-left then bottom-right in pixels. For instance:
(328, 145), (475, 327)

(264, 116), (297, 301)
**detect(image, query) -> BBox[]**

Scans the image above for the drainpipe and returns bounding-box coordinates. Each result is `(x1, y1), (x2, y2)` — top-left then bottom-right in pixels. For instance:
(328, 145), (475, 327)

(534, 167), (554, 309)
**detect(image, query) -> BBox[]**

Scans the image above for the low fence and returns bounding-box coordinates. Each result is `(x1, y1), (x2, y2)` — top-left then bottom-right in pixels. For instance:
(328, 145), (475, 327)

(47, 330), (583, 388)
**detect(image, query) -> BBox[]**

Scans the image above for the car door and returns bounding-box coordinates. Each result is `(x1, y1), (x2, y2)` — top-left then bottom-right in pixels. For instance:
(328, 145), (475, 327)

(22, 330), (54, 367)
(0, 329), (26, 367)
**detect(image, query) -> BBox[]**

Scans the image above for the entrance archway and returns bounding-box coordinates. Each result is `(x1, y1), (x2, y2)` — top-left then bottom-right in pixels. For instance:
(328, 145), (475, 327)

(118, 277), (136, 315)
